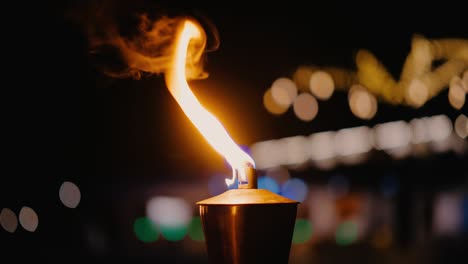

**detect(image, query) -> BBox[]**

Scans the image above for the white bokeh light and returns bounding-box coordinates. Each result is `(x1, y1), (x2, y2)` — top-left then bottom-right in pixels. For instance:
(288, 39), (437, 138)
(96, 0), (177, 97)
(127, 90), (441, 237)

(270, 77), (298, 107)
(293, 93), (319, 121)
(19, 206), (39, 232)
(146, 196), (191, 228)
(309, 71), (335, 100)
(59, 181), (81, 208)
(0, 208), (18, 233)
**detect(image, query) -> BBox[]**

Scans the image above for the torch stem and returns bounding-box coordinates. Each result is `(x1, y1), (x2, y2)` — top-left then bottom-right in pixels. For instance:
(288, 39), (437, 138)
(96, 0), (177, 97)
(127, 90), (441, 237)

(238, 163), (257, 189)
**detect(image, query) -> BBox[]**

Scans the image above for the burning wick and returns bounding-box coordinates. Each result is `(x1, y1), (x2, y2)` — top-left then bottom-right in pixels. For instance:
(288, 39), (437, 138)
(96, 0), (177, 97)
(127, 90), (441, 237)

(165, 19), (255, 188)
(236, 163), (257, 189)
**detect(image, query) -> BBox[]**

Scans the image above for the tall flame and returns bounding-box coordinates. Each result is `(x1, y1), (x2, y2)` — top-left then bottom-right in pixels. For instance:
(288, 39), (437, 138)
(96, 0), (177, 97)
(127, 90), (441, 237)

(165, 19), (254, 186)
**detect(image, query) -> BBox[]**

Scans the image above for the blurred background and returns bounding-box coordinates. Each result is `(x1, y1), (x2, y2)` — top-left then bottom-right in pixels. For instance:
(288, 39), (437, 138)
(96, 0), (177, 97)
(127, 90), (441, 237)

(1, 0), (467, 263)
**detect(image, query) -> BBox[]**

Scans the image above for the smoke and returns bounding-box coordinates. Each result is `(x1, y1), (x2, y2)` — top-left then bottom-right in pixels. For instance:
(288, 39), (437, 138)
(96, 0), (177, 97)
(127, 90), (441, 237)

(68, 0), (218, 80)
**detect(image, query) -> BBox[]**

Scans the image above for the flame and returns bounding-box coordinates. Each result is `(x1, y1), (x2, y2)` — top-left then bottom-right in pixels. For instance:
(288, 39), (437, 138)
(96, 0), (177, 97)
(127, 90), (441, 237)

(165, 19), (254, 186)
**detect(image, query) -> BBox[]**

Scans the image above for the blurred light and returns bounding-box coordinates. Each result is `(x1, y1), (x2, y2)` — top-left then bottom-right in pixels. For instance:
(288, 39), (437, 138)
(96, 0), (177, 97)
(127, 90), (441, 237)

(307, 132), (335, 161)
(348, 84), (377, 120)
(309, 71), (334, 100)
(308, 189), (337, 235)
(293, 66), (318, 92)
(372, 225), (393, 249)
(133, 217), (159, 243)
(281, 136), (308, 166)
(314, 159), (337, 170)
(433, 192), (462, 236)
(374, 121), (411, 150)
(426, 115), (452, 142)
(263, 89), (288, 115)
(251, 140), (283, 169)
(406, 79), (428, 107)
(448, 76), (466, 110)
(410, 117), (430, 144)
(59, 181), (81, 209)
(270, 77), (298, 107)
(327, 174), (349, 198)
(335, 221), (359, 246)
(160, 225), (188, 242)
(463, 194), (468, 233)
(146, 196), (191, 241)
(281, 178), (308, 202)
(188, 216), (204, 242)
(293, 93), (319, 122)
(463, 70), (468, 92)
(292, 219), (313, 244)
(19, 206), (38, 232)
(454, 114), (467, 139)
(258, 176), (280, 194)
(334, 126), (372, 156)
(0, 208), (18, 233)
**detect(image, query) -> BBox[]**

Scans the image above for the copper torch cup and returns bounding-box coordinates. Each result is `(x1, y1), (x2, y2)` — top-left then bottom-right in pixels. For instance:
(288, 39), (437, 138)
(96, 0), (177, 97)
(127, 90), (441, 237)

(197, 167), (299, 264)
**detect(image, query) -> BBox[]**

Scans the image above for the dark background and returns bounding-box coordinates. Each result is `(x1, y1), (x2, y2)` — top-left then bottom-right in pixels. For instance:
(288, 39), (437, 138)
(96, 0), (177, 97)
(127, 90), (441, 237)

(2, 0), (467, 263)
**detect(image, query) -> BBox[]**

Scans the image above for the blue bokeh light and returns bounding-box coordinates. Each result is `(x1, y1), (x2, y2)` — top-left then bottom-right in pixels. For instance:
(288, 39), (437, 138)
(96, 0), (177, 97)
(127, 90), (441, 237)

(258, 176), (280, 194)
(281, 178), (308, 202)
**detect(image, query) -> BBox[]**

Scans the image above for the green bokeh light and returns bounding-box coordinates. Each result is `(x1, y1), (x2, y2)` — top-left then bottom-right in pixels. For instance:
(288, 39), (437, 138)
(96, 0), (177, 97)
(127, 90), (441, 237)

(292, 218), (313, 244)
(160, 225), (188, 241)
(335, 220), (358, 246)
(133, 217), (159, 243)
(188, 216), (205, 241)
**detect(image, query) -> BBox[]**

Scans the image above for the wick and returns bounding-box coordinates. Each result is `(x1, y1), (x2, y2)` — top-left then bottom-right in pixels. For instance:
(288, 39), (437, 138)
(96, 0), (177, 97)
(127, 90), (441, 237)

(238, 163), (257, 189)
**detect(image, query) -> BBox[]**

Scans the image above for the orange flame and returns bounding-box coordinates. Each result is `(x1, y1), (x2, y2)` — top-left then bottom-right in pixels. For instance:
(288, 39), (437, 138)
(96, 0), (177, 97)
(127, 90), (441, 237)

(165, 19), (254, 186)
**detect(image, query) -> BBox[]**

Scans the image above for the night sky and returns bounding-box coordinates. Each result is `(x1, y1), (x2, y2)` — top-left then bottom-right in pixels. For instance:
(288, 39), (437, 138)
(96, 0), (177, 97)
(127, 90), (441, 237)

(2, 0), (467, 262)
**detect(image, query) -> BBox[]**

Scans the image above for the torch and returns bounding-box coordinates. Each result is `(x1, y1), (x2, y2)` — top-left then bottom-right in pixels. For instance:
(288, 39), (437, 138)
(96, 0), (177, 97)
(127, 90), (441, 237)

(165, 19), (299, 264)
(197, 164), (298, 264)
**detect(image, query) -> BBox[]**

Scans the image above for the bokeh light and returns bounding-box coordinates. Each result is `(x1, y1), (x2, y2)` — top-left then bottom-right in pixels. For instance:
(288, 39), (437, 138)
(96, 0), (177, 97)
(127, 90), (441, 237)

(334, 126), (372, 156)
(433, 193), (462, 236)
(454, 114), (467, 139)
(146, 196), (191, 242)
(19, 206), (38, 232)
(281, 178), (308, 202)
(406, 79), (429, 107)
(374, 121), (411, 150)
(293, 66), (318, 92)
(307, 131), (335, 161)
(348, 84), (377, 120)
(160, 225), (188, 242)
(410, 118), (430, 144)
(335, 220), (359, 246)
(0, 208), (18, 233)
(448, 76), (466, 110)
(281, 136), (308, 166)
(462, 70), (468, 92)
(270, 77), (298, 107)
(188, 216), (204, 242)
(263, 89), (289, 115)
(257, 176), (280, 194)
(293, 93), (319, 122)
(59, 181), (81, 208)
(133, 217), (159, 243)
(309, 71), (335, 100)
(426, 115), (452, 142)
(292, 219), (313, 244)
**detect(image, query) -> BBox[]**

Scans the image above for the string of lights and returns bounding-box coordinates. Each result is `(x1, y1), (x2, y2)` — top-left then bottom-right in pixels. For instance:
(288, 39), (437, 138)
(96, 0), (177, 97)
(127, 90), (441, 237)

(264, 36), (467, 121)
